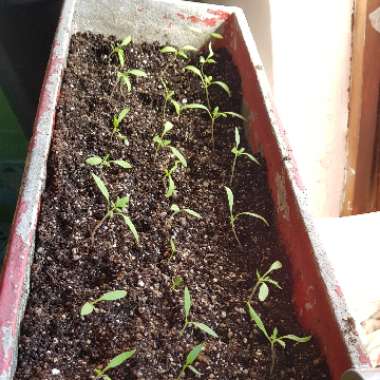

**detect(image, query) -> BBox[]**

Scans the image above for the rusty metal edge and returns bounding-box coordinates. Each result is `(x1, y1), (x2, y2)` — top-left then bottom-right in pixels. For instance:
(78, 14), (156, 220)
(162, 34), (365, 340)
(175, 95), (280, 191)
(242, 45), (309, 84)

(0, 0), (76, 379)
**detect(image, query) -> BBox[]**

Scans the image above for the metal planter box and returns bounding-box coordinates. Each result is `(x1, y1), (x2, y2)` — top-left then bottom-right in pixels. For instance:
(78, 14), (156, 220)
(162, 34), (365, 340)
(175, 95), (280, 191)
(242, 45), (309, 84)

(0, 0), (370, 379)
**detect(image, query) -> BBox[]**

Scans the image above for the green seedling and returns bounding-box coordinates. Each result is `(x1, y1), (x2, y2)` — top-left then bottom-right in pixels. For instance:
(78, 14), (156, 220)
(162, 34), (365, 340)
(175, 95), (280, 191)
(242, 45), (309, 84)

(170, 204), (202, 220)
(161, 79), (176, 118)
(230, 127), (259, 185)
(210, 32), (223, 39)
(91, 173), (139, 244)
(248, 261), (282, 302)
(112, 107), (130, 145)
(180, 286), (218, 338)
(169, 100), (208, 117)
(111, 35), (132, 67)
(80, 290), (127, 317)
(185, 42), (230, 110)
(224, 186), (268, 247)
(86, 154), (132, 170)
(117, 69), (147, 92)
(246, 302), (311, 375)
(169, 237), (177, 261)
(176, 343), (205, 380)
(164, 160), (180, 198)
(94, 349), (136, 380)
(153, 121), (174, 154)
(160, 44), (197, 59)
(171, 275), (184, 291)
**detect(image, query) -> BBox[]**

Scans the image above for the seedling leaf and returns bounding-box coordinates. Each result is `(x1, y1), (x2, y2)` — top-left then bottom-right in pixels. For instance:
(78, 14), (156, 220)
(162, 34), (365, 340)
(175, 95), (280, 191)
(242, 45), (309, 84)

(235, 127), (240, 147)
(269, 260), (282, 272)
(113, 160), (132, 169)
(191, 322), (218, 338)
(188, 365), (202, 376)
(212, 80), (231, 96)
(211, 32), (223, 39)
(170, 146), (187, 168)
(166, 175), (176, 198)
(118, 107), (130, 124)
(128, 69), (147, 77)
(115, 196), (130, 209)
(98, 290), (127, 302)
(258, 283), (269, 302)
(184, 286), (192, 320)
(281, 334), (312, 343)
(103, 350), (136, 372)
(80, 302), (95, 316)
(242, 152), (260, 165)
(186, 343), (204, 366)
(237, 211), (269, 226)
(121, 214), (139, 243)
(247, 302), (269, 340)
(163, 121), (174, 135)
(92, 173), (110, 203)
(161, 46), (177, 54)
(86, 156), (103, 166)
(183, 103), (209, 113)
(120, 35), (132, 47)
(184, 208), (202, 219)
(224, 111), (246, 120)
(224, 186), (234, 214)
(184, 65), (202, 78)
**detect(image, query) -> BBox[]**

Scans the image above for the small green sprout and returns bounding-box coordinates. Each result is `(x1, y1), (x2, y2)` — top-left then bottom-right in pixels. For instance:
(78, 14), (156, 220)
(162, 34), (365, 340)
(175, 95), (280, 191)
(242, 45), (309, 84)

(248, 261), (282, 302)
(80, 290), (127, 317)
(153, 121), (174, 153)
(160, 44), (197, 59)
(171, 275), (184, 291)
(164, 160), (180, 198)
(224, 186), (268, 247)
(176, 343), (205, 380)
(86, 154), (132, 170)
(180, 286), (218, 338)
(94, 349), (136, 380)
(170, 204), (202, 220)
(169, 100), (208, 117)
(169, 237), (177, 261)
(210, 32), (223, 39)
(246, 302), (311, 375)
(117, 69), (147, 92)
(230, 127), (259, 185)
(111, 35), (132, 67)
(185, 42), (230, 109)
(161, 79), (176, 118)
(91, 173), (139, 244)
(112, 107), (130, 145)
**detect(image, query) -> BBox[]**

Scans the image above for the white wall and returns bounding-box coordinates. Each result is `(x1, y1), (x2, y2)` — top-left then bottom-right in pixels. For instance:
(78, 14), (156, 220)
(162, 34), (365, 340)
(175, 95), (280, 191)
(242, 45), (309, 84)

(207, 0), (353, 217)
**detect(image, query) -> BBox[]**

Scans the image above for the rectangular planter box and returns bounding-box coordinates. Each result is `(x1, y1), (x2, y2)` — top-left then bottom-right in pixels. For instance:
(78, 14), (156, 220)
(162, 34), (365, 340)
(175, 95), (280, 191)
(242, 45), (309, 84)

(0, 0), (371, 379)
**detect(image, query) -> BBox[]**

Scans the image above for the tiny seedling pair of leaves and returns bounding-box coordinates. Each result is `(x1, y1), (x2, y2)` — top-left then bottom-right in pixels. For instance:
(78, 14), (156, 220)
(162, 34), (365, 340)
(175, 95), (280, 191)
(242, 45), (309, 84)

(153, 121), (174, 152)
(164, 160), (180, 198)
(177, 343), (205, 380)
(169, 237), (177, 261)
(80, 290), (127, 317)
(246, 302), (311, 375)
(112, 107), (130, 145)
(111, 35), (132, 67)
(248, 260), (282, 302)
(171, 275), (184, 291)
(160, 44), (197, 59)
(170, 204), (202, 220)
(181, 286), (218, 338)
(224, 186), (269, 247)
(91, 173), (139, 244)
(117, 69), (147, 92)
(230, 127), (260, 185)
(94, 349), (136, 380)
(86, 154), (132, 170)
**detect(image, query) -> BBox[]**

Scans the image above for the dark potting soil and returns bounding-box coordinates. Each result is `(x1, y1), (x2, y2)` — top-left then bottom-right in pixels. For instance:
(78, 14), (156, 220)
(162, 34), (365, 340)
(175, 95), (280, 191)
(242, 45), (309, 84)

(15, 32), (330, 380)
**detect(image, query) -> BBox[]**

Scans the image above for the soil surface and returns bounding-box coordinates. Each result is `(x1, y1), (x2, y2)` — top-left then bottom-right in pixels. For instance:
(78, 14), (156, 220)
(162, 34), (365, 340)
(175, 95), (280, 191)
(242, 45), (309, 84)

(15, 32), (330, 380)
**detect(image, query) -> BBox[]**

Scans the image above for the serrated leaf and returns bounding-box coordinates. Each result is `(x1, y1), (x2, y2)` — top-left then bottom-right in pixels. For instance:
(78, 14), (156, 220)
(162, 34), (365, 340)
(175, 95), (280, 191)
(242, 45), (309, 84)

(269, 260), (282, 272)
(224, 186), (234, 214)
(184, 286), (192, 319)
(191, 322), (218, 338)
(91, 173), (109, 202)
(98, 290), (127, 302)
(103, 350), (136, 372)
(120, 35), (132, 47)
(165, 175), (176, 198)
(163, 121), (174, 135)
(258, 283), (269, 302)
(242, 152), (260, 166)
(170, 147), (187, 168)
(80, 302), (94, 316)
(188, 365), (202, 376)
(128, 69), (147, 77)
(282, 334), (312, 343)
(113, 160), (132, 169)
(237, 212), (269, 226)
(86, 156), (103, 166)
(246, 302), (269, 339)
(160, 46), (177, 54)
(115, 195), (130, 209)
(224, 111), (246, 120)
(121, 214), (139, 243)
(212, 80), (231, 96)
(186, 343), (204, 366)
(184, 208), (202, 219)
(211, 32), (223, 39)
(184, 65), (202, 78)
